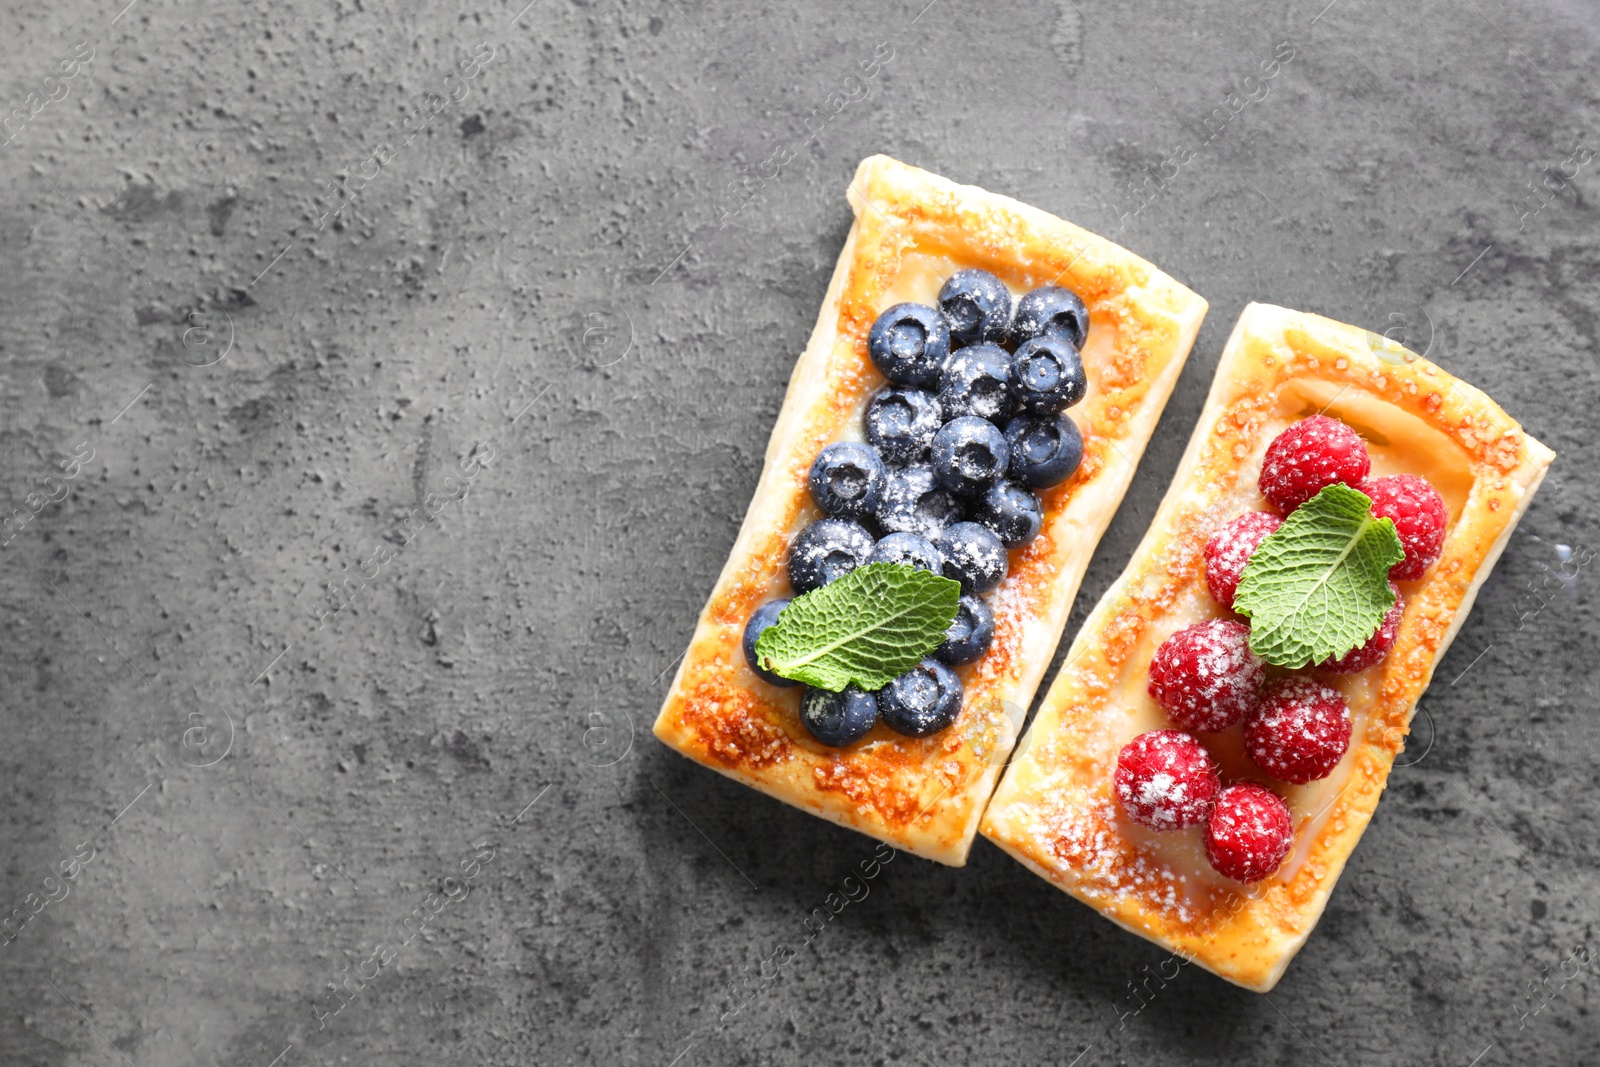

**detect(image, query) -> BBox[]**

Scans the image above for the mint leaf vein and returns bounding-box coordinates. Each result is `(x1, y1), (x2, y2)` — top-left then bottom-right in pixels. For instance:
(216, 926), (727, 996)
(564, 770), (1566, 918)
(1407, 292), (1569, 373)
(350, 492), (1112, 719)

(1233, 483), (1405, 669)
(753, 562), (962, 692)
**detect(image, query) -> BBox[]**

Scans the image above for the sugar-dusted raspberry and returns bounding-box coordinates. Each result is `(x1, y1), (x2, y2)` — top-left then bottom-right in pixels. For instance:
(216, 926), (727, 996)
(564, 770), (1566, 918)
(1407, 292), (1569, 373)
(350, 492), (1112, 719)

(1147, 619), (1265, 732)
(1204, 783), (1294, 883)
(1258, 415), (1371, 513)
(1362, 473), (1448, 580)
(1244, 677), (1352, 783)
(1321, 581), (1403, 673)
(1204, 511), (1283, 609)
(1113, 730), (1221, 831)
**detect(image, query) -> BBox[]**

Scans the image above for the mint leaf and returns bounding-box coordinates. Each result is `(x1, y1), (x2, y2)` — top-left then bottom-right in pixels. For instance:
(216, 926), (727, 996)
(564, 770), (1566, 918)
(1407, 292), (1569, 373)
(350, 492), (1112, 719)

(753, 563), (962, 692)
(1233, 483), (1405, 669)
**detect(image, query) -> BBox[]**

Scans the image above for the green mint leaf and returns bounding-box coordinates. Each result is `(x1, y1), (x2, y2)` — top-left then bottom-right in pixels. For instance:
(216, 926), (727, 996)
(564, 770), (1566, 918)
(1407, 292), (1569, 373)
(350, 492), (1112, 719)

(753, 562), (962, 692)
(1233, 483), (1405, 669)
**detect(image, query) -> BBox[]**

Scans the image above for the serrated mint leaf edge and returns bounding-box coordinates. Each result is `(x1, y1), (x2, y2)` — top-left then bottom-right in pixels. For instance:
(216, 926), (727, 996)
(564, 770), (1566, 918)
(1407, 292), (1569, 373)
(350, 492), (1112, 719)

(754, 564), (959, 691)
(752, 563), (961, 692)
(1246, 511), (1394, 649)
(1233, 483), (1405, 669)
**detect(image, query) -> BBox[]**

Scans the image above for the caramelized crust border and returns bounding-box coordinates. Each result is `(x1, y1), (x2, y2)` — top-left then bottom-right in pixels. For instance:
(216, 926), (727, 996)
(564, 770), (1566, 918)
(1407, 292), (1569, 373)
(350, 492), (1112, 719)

(980, 302), (1554, 986)
(652, 155), (1208, 865)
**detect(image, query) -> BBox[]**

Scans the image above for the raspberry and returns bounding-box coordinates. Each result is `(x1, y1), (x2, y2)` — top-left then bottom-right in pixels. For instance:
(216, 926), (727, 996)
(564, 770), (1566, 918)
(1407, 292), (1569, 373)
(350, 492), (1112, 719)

(1147, 619), (1265, 732)
(1204, 783), (1294, 883)
(1113, 730), (1221, 831)
(1321, 582), (1403, 673)
(1258, 415), (1371, 513)
(1244, 677), (1352, 783)
(1203, 511), (1283, 609)
(1362, 474), (1448, 580)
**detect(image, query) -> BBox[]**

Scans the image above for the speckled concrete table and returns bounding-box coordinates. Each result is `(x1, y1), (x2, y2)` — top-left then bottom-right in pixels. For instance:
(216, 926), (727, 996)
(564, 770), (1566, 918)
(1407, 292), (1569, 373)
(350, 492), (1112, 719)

(1, 0), (1596, 1064)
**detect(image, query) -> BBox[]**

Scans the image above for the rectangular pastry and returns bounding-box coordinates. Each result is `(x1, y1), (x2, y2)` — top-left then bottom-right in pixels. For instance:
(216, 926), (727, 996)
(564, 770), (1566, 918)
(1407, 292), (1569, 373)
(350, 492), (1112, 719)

(652, 155), (1208, 865)
(981, 301), (1554, 987)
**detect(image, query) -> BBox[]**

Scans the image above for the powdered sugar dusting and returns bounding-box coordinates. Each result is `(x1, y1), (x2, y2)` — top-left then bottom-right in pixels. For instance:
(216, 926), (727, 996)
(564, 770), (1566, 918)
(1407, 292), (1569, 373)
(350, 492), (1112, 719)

(1043, 793), (1201, 925)
(1203, 783), (1294, 883)
(1244, 677), (1352, 784)
(1114, 730), (1220, 830)
(876, 464), (964, 539)
(1147, 619), (1265, 732)
(1203, 510), (1282, 608)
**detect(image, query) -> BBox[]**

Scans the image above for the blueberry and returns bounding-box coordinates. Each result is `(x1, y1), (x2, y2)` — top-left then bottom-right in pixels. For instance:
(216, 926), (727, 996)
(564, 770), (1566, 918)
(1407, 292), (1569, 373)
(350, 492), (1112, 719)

(935, 593), (996, 665)
(808, 442), (887, 522)
(938, 269), (1012, 346)
(930, 416), (1010, 497)
(937, 343), (1016, 422)
(1013, 285), (1090, 349)
(879, 658), (963, 737)
(934, 521), (1009, 594)
(1002, 413), (1084, 489)
(874, 463), (966, 539)
(787, 518), (874, 593)
(865, 387), (942, 465)
(799, 685), (878, 747)
(974, 481), (1043, 548)
(867, 303), (950, 386)
(868, 531), (944, 574)
(1008, 336), (1087, 414)
(743, 598), (800, 687)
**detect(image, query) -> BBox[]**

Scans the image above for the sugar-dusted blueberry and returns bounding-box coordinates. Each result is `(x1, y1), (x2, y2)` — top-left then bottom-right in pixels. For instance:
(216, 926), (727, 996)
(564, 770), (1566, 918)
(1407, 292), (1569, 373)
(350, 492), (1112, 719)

(742, 598), (799, 688)
(937, 343), (1017, 422)
(974, 480), (1043, 549)
(867, 303), (950, 386)
(869, 531), (944, 574)
(1013, 285), (1090, 348)
(799, 685), (878, 747)
(931, 416), (1010, 497)
(787, 518), (874, 593)
(935, 521), (1009, 594)
(807, 441), (887, 522)
(865, 386), (942, 465)
(1008, 336), (1087, 414)
(1002, 412), (1083, 489)
(938, 269), (1012, 345)
(875, 463), (966, 540)
(934, 593), (995, 665)
(879, 658), (963, 737)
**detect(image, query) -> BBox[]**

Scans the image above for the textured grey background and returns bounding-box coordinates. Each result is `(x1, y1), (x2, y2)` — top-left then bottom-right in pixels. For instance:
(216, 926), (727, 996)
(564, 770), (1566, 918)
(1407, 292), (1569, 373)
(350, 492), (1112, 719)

(0, 0), (1596, 1064)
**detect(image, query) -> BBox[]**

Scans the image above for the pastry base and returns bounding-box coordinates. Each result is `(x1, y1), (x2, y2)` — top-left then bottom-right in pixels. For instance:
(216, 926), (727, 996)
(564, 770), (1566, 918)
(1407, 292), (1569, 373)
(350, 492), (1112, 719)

(652, 155), (1208, 865)
(980, 302), (1554, 986)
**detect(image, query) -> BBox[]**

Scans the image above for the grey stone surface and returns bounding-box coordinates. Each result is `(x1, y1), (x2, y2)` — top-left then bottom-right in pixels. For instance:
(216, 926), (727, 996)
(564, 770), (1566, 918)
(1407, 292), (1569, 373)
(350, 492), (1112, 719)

(0, 0), (1596, 1064)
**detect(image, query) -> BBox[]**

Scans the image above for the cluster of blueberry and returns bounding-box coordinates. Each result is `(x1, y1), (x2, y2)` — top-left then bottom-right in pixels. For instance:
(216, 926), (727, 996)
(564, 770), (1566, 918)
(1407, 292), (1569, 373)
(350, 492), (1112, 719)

(742, 269), (1093, 748)
(1113, 415), (1449, 883)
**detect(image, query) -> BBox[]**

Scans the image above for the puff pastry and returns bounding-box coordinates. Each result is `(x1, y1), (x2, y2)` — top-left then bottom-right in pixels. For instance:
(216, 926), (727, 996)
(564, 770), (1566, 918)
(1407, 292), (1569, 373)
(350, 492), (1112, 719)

(981, 302), (1554, 988)
(652, 155), (1208, 865)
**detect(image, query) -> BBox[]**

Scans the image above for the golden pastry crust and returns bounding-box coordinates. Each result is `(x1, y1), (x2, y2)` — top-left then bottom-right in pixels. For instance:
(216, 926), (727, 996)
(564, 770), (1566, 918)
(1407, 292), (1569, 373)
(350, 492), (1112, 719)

(651, 155), (1208, 865)
(981, 302), (1554, 987)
